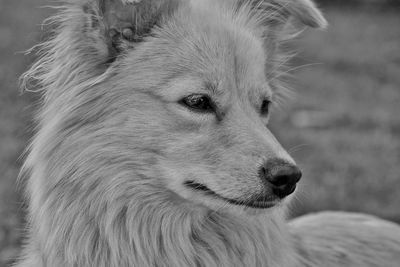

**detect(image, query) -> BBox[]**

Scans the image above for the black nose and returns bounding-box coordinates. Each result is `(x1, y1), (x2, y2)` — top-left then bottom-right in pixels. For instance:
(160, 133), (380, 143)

(259, 159), (302, 198)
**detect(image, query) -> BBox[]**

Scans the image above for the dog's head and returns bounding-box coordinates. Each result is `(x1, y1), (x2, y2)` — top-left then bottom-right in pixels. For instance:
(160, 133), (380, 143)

(37, 0), (326, 214)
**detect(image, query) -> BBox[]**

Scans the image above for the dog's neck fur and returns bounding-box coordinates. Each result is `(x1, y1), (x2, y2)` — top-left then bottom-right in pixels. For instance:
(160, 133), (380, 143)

(105, 196), (295, 267)
(83, 190), (295, 267)
(27, 167), (296, 267)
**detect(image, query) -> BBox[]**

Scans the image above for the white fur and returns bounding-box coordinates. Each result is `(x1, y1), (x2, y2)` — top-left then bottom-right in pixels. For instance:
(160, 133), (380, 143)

(15, 1), (400, 266)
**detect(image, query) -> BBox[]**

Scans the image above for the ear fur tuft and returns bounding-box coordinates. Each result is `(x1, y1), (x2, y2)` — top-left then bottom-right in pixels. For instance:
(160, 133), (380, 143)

(81, 0), (180, 62)
(286, 0), (327, 29)
(248, 0), (327, 29)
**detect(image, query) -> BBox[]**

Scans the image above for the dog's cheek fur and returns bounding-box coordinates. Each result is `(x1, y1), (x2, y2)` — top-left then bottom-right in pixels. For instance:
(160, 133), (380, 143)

(157, 119), (267, 202)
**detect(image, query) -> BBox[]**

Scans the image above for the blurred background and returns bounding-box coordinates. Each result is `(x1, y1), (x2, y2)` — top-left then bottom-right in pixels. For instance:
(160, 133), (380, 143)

(0, 0), (399, 266)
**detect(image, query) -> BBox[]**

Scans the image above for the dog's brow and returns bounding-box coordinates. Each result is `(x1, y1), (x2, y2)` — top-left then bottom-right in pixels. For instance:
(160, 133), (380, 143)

(204, 81), (218, 95)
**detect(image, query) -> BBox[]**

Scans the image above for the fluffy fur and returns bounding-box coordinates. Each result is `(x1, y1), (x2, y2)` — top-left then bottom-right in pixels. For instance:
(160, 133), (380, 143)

(16, 0), (400, 266)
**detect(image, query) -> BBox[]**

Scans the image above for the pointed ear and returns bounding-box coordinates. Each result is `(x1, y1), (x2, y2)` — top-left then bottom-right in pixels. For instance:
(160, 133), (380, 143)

(249, 0), (327, 29)
(82, 0), (180, 63)
(276, 0), (327, 28)
(241, 0), (326, 101)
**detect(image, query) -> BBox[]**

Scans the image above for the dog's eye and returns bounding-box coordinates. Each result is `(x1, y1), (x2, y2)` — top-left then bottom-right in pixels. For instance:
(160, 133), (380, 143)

(261, 99), (271, 115)
(180, 94), (214, 112)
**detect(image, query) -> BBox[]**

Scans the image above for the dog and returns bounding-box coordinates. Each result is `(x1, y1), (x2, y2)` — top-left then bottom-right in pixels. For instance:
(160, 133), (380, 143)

(16, 0), (400, 266)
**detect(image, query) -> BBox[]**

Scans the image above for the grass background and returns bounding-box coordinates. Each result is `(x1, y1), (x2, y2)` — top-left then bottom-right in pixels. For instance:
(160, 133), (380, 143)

(0, 0), (399, 266)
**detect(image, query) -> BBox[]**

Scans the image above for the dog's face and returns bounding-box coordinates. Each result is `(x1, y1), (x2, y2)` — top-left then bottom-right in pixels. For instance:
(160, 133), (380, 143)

(147, 19), (297, 212)
(82, 0), (326, 213)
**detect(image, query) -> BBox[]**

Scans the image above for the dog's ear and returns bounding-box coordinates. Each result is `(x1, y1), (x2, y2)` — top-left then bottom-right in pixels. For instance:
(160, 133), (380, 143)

(240, 0), (326, 101)
(81, 0), (180, 63)
(245, 0), (327, 29)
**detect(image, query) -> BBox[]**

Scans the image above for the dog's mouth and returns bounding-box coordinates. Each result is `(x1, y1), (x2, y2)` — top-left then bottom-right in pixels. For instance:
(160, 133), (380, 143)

(184, 181), (278, 209)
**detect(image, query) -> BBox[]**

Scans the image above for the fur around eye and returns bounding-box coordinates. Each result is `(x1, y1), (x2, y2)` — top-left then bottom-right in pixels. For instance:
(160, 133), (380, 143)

(261, 99), (271, 115)
(180, 94), (214, 113)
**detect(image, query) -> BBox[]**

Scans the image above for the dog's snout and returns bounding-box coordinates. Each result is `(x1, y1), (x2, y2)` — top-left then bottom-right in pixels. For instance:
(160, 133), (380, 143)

(259, 159), (302, 198)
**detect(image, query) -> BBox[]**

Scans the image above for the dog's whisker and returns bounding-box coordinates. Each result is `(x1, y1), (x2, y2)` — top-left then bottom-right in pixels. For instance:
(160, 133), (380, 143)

(288, 143), (311, 154)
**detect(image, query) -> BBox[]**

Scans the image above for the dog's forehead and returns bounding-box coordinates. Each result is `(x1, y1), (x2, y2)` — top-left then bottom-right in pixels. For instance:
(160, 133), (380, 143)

(169, 1), (271, 97)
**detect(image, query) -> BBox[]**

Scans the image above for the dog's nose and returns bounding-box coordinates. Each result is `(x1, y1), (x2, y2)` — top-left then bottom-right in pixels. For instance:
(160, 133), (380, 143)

(259, 159), (302, 198)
